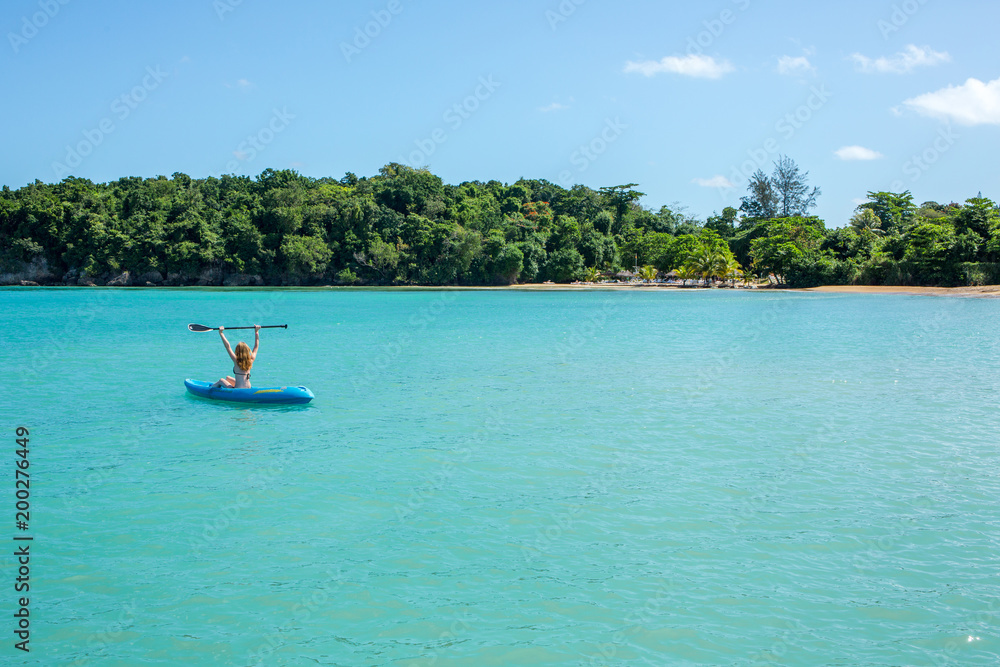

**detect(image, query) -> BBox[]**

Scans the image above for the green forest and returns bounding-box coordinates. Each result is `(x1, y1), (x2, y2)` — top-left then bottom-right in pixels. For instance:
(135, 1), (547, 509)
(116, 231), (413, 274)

(2, 158), (998, 288)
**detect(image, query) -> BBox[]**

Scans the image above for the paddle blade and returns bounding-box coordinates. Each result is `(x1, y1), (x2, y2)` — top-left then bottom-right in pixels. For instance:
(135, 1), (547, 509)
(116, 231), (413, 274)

(188, 323), (214, 332)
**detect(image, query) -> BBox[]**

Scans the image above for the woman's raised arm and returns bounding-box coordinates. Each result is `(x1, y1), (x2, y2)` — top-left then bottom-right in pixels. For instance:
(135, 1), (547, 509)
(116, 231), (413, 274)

(219, 327), (238, 363)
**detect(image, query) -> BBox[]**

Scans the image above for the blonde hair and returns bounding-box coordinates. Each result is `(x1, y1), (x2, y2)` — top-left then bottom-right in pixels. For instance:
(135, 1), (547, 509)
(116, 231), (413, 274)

(235, 341), (253, 372)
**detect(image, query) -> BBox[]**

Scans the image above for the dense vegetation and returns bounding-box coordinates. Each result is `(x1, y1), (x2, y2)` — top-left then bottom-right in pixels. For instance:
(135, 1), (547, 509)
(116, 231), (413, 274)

(1, 160), (998, 287)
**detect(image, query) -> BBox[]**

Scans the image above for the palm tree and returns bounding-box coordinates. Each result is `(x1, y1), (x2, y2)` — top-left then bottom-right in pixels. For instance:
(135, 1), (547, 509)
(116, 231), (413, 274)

(676, 264), (699, 287)
(583, 266), (601, 283)
(849, 208), (884, 235)
(741, 262), (758, 287)
(722, 257), (743, 287)
(638, 265), (658, 281)
(684, 247), (728, 287)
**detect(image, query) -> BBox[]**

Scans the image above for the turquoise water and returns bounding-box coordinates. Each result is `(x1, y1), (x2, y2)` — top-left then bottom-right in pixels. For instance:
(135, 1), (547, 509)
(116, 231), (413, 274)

(2, 287), (999, 666)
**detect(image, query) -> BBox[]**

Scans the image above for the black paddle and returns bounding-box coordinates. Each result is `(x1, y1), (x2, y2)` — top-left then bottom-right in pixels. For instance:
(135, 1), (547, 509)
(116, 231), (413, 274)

(188, 323), (288, 332)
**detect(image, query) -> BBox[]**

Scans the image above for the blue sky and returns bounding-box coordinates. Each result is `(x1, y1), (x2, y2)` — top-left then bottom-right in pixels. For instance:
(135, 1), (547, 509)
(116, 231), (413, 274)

(3, 0), (998, 227)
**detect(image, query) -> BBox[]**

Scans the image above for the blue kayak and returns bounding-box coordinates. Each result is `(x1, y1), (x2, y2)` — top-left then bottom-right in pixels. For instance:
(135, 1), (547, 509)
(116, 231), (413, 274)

(184, 379), (314, 405)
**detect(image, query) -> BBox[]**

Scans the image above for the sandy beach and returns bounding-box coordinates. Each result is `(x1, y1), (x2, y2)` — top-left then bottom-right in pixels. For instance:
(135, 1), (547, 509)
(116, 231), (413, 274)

(497, 283), (1000, 298)
(799, 285), (1000, 298)
(12, 282), (996, 297)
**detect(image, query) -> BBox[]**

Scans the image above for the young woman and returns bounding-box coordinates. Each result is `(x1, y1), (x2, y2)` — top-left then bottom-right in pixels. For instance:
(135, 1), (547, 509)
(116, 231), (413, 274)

(211, 324), (260, 388)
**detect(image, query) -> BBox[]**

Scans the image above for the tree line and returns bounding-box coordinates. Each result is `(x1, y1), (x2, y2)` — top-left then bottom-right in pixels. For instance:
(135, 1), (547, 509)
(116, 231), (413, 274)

(1, 159), (998, 287)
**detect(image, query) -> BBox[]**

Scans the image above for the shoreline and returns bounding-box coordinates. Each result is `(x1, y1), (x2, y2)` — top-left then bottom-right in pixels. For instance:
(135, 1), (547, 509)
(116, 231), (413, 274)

(795, 284), (1000, 298)
(6, 282), (1000, 297)
(491, 283), (1000, 297)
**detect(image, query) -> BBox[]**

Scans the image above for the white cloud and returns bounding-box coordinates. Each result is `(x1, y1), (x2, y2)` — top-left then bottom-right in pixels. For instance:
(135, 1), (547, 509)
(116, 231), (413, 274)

(850, 44), (950, 74)
(777, 55), (814, 76)
(904, 76), (1000, 125)
(225, 78), (254, 90)
(693, 175), (735, 189)
(624, 54), (734, 79)
(539, 102), (567, 112)
(835, 146), (884, 161)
